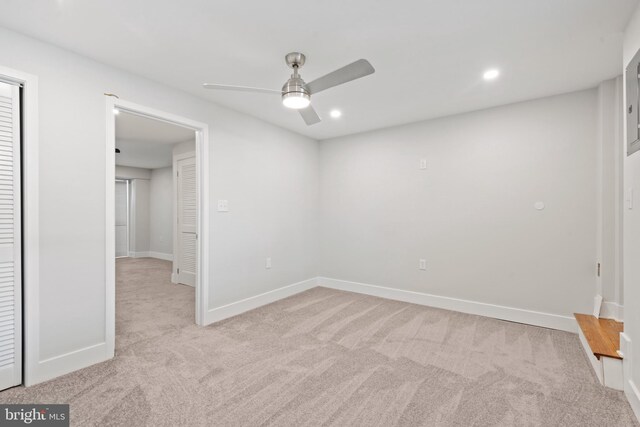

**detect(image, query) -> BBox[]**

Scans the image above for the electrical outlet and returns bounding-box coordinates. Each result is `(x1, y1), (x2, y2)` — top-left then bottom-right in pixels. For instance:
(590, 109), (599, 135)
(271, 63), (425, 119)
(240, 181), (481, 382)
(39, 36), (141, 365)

(266, 257), (272, 269)
(217, 199), (229, 212)
(419, 259), (427, 270)
(419, 159), (427, 170)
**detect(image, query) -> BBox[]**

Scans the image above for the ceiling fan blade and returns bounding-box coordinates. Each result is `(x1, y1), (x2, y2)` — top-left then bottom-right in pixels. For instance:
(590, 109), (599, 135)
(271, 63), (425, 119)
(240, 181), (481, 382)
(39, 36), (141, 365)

(305, 59), (375, 95)
(202, 83), (280, 94)
(299, 105), (321, 126)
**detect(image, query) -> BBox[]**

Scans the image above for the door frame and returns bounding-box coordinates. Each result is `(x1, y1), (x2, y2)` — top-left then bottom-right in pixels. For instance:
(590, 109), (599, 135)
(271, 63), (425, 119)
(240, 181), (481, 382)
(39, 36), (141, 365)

(105, 98), (210, 358)
(0, 66), (39, 386)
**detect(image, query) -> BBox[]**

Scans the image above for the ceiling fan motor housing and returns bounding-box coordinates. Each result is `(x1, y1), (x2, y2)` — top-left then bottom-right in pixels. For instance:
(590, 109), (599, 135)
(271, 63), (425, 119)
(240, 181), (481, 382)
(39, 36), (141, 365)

(281, 76), (309, 97)
(282, 52), (309, 99)
(282, 52), (310, 108)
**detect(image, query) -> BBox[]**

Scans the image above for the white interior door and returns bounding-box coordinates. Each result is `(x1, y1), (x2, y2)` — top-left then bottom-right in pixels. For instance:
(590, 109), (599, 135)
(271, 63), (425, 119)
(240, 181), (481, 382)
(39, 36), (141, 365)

(115, 180), (129, 258)
(176, 156), (196, 286)
(0, 81), (22, 391)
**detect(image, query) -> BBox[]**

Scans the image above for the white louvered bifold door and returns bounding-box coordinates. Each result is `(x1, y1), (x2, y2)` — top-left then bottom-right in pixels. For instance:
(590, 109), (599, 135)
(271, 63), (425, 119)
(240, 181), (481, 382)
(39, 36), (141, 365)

(0, 81), (22, 391)
(176, 157), (196, 286)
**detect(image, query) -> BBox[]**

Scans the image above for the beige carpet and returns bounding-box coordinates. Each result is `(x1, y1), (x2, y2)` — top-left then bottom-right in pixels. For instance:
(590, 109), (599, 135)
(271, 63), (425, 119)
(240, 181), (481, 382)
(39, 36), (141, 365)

(1, 258), (638, 426)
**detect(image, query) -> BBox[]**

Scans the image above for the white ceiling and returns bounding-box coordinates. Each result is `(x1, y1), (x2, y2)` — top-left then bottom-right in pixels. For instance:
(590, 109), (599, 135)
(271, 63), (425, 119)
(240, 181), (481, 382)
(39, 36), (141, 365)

(0, 0), (637, 140)
(115, 111), (194, 169)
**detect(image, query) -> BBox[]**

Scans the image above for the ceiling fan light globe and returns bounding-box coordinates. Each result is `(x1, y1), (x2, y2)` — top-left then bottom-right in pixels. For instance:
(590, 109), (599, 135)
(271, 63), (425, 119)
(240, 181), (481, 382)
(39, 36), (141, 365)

(282, 92), (311, 109)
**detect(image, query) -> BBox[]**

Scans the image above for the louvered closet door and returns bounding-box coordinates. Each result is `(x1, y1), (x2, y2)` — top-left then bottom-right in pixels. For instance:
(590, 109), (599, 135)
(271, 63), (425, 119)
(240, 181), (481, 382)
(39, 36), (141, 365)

(176, 157), (196, 286)
(0, 81), (22, 391)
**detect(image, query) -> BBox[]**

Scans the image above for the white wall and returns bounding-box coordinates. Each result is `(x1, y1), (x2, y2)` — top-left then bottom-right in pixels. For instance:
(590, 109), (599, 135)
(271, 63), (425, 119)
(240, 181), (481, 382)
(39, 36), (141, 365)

(0, 26), (319, 383)
(119, 166), (173, 259)
(319, 90), (598, 319)
(130, 179), (150, 254)
(149, 167), (173, 257)
(173, 140), (195, 157)
(116, 166), (153, 257)
(622, 5), (640, 419)
(115, 165), (151, 180)
(210, 129), (320, 308)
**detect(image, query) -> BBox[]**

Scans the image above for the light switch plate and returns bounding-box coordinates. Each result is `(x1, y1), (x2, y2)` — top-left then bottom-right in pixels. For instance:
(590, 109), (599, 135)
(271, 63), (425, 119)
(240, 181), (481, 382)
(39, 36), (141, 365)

(419, 159), (427, 170)
(627, 188), (634, 210)
(419, 259), (427, 270)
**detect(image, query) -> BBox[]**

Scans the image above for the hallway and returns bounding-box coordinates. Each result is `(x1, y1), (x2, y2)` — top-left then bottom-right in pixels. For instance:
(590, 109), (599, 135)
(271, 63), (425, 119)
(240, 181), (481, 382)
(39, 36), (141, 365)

(115, 257), (195, 351)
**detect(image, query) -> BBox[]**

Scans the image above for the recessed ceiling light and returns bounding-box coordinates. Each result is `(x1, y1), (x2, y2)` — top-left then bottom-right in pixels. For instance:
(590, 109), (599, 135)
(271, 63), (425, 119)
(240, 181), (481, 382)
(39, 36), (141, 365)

(483, 69), (500, 81)
(113, 108), (120, 115)
(330, 109), (342, 118)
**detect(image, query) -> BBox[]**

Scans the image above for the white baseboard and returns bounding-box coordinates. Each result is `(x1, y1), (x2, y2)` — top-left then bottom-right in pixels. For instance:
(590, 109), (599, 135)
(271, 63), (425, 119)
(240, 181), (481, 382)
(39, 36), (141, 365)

(28, 342), (109, 386)
(621, 333), (640, 422)
(578, 325), (604, 383)
(129, 251), (173, 261)
(204, 278), (318, 325)
(600, 301), (624, 322)
(129, 251), (149, 258)
(147, 251), (173, 261)
(602, 356), (624, 390)
(318, 277), (577, 332)
(627, 380), (640, 423)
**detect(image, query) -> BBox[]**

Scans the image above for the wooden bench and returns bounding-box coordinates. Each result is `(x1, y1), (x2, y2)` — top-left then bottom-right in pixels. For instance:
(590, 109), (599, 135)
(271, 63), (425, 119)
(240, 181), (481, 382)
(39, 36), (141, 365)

(574, 313), (623, 390)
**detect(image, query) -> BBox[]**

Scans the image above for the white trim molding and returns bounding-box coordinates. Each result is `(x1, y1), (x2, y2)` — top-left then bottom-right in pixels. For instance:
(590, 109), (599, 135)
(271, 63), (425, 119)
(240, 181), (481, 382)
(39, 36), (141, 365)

(204, 276), (578, 332)
(621, 333), (640, 422)
(128, 251), (173, 261)
(600, 301), (624, 322)
(627, 380), (640, 423)
(148, 251), (173, 262)
(204, 278), (318, 325)
(577, 324), (623, 389)
(0, 66), (40, 386)
(128, 251), (147, 258)
(579, 326), (605, 383)
(33, 343), (109, 385)
(318, 277), (577, 332)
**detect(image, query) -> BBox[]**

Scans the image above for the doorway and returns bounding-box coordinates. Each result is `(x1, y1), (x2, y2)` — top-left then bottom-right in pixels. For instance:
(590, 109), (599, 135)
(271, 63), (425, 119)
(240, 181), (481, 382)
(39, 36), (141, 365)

(105, 98), (210, 358)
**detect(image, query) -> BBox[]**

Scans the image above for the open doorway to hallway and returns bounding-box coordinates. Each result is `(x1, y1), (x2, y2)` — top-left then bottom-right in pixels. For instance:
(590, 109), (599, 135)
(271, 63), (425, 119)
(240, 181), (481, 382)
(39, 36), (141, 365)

(114, 110), (198, 350)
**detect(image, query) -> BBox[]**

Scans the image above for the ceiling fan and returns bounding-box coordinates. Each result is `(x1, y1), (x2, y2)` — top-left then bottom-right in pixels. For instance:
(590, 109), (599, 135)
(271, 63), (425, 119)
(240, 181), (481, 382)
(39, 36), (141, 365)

(203, 52), (375, 126)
